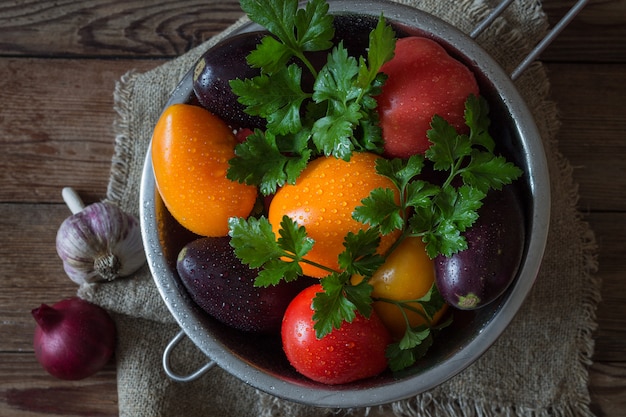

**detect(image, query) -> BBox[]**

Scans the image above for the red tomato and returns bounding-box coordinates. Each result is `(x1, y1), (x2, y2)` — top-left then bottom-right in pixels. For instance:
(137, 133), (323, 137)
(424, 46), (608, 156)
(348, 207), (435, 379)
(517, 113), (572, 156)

(281, 284), (392, 385)
(377, 36), (479, 158)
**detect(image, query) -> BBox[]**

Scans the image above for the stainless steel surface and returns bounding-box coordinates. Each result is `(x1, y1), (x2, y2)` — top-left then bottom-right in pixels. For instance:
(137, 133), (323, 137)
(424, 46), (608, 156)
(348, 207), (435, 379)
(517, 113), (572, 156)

(162, 330), (216, 382)
(140, 0), (555, 408)
(510, 0), (589, 80)
(469, 0), (515, 39)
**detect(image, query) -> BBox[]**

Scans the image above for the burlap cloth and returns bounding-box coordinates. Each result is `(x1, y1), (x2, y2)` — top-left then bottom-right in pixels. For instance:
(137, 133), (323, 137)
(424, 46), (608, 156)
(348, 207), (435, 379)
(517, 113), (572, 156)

(77, 0), (601, 415)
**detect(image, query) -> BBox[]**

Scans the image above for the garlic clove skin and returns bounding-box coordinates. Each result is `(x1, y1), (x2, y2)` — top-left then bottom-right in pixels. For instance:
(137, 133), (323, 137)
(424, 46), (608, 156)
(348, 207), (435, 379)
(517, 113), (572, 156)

(56, 201), (146, 285)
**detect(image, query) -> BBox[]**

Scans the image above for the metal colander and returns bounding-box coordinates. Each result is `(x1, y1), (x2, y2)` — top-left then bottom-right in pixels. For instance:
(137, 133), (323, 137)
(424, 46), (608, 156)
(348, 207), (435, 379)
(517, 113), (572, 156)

(140, 0), (586, 408)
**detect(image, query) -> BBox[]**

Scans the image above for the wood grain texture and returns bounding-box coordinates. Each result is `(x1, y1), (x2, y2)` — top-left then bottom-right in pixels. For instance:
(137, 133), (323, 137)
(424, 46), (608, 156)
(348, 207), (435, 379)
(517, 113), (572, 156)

(586, 213), (626, 363)
(546, 62), (626, 212)
(0, 0), (245, 58)
(0, 0), (623, 416)
(0, 58), (159, 203)
(589, 362), (626, 416)
(541, 0), (626, 63)
(0, 354), (118, 417)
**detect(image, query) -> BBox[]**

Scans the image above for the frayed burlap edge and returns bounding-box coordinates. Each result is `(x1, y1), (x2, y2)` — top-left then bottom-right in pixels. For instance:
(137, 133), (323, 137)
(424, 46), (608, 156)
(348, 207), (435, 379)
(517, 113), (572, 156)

(106, 69), (142, 208)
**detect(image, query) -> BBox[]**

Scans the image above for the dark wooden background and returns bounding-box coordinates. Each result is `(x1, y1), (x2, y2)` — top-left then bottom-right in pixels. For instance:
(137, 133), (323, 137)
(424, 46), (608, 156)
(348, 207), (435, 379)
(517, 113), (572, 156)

(0, 0), (624, 415)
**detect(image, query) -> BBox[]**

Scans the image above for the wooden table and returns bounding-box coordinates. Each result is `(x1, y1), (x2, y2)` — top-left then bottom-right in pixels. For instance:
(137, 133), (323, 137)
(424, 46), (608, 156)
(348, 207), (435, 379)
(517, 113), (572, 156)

(1, 0), (624, 415)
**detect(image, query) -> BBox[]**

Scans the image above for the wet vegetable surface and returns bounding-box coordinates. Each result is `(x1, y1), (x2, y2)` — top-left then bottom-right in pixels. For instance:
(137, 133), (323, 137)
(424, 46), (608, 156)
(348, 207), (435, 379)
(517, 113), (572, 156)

(177, 236), (311, 333)
(434, 184), (526, 309)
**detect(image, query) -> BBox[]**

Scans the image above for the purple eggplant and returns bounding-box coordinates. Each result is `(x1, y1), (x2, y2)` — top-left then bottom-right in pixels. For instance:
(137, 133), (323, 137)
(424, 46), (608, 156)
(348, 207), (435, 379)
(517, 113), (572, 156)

(192, 31), (267, 130)
(177, 236), (309, 334)
(434, 185), (526, 309)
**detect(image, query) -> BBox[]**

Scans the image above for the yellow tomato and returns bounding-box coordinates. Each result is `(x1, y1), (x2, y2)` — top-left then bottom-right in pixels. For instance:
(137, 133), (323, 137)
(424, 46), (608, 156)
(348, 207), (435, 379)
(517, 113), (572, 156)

(352, 236), (447, 339)
(151, 103), (257, 236)
(268, 152), (400, 278)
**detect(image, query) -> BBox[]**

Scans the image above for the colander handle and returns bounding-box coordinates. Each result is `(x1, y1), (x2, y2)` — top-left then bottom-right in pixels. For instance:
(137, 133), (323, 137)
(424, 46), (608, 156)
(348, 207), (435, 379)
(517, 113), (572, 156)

(162, 330), (216, 382)
(470, 0), (590, 80)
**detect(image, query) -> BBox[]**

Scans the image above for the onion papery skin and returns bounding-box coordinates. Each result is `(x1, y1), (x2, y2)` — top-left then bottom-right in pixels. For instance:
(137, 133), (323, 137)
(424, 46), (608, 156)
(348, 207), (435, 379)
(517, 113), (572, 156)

(32, 297), (117, 380)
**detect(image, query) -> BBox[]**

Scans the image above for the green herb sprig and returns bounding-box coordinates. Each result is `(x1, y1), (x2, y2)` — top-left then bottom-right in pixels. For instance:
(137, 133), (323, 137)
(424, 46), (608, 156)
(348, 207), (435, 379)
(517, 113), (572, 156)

(227, 0), (396, 196)
(356, 94), (523, 259)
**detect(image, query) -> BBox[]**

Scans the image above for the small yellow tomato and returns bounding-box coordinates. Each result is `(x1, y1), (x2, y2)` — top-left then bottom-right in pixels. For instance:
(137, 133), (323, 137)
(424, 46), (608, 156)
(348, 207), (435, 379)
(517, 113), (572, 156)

(352, 236), (447, 339)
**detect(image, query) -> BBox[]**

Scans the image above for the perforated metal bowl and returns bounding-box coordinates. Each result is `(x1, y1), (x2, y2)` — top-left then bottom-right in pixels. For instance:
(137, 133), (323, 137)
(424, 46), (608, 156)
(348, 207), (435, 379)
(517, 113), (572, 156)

(138, 0), (574, 408)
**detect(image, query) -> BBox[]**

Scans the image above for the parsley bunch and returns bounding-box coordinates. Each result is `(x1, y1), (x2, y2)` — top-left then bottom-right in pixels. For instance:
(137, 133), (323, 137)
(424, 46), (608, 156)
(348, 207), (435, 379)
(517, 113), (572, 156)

(353, 95), (522, 369)
(227, 0), (396, 196)
(356, 94), (523, 259)
(229, 94), (523, 371)
(225, 0), (523, 372)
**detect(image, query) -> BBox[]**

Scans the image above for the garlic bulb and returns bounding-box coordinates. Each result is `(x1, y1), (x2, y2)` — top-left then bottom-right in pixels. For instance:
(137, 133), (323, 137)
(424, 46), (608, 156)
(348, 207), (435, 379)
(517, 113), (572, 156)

(56, 188), (146, 285)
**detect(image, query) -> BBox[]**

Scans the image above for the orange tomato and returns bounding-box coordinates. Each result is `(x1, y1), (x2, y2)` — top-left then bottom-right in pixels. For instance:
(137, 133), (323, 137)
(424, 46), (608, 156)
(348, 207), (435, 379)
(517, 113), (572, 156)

(352, 236), (448, 340)
(151, 103), (257, 237)
(268, 152), (400, 278)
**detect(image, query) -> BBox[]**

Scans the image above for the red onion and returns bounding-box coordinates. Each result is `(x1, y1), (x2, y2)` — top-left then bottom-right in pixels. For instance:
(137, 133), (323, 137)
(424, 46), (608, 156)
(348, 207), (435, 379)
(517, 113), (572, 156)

(31, 297), (116, 380)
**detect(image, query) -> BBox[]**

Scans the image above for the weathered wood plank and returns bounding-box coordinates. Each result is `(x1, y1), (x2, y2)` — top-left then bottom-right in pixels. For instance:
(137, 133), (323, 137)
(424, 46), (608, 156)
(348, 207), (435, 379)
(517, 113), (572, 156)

(0, 0), (245, 58)
(0, 58), (159, 203)
(0, 353), (118, 417)
(547, 62), (626, 212)
(589, 361), (626, 417)
(0, 203), (89, 352)
(541, 0), (626, 63)
(0, 0), (622, 62)
(587, 213), (626, 363)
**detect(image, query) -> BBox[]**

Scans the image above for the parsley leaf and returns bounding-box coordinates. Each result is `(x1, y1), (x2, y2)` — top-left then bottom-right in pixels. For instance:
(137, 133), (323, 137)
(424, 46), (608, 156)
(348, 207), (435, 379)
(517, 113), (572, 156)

(375, 155), (424, 191)
(228, 215), (314, 286)
(461, 150), (524, 192)
(255, 258), (302, 287)
(425, 115), (471, 172)
(353, 187), (403, 235)
(311, 44), (363, 159)
(312, 272), (359, 337)
(405, 180), (439, 210)
(247, 35), (293, 73)
(356, 14), (396, 89)
(240, 0), (334, 62)
(277, 214), (315, 262)
(464, 93), (494, 151)
(230, 65), (308, 135)
(228, 216), (283, 269)
(337, 229), (385, 276)
(343, 279), (374, 319)
(226, 129), (311, 195)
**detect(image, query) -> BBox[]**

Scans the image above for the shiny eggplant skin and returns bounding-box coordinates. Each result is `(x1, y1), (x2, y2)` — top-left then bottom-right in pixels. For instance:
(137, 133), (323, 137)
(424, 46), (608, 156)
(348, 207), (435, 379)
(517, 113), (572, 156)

(176, 236), (308, 333)
(192, 31), (267, 130)
(434, 185), (525, 310)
